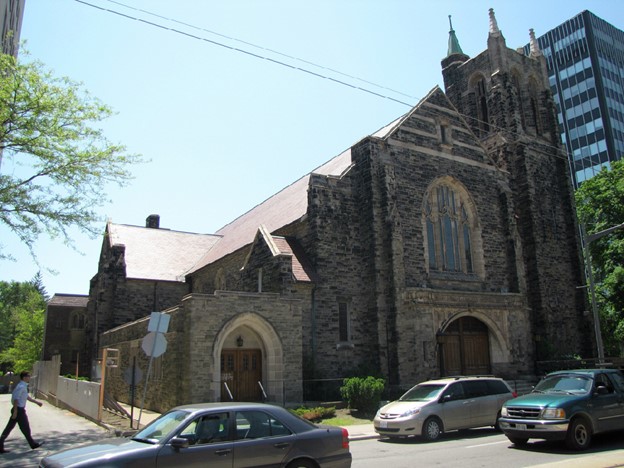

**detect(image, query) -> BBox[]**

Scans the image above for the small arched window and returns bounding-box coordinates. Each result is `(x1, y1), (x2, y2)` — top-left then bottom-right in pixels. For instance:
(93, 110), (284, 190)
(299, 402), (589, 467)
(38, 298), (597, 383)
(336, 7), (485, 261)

(215, 268), (227, 291)
(528, 77), (542, 135)
(424, 181), (476, 274)
(511, 70), (526, 130)
(471, 75), (490, 135)
(71, 313), (85, 329)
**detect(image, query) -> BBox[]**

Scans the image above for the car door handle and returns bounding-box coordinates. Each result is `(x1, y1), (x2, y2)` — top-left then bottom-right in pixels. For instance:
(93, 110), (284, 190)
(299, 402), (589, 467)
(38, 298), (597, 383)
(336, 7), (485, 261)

(274, 442), (290, 449)
(214, 449), (232, 456)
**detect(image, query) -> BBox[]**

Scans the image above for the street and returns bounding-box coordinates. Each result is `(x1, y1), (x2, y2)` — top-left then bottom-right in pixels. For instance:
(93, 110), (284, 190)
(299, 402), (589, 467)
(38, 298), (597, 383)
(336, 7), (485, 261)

(2, 392), (624, 468)
(351, 427), (624, 468)
(0, 394), (109, 468)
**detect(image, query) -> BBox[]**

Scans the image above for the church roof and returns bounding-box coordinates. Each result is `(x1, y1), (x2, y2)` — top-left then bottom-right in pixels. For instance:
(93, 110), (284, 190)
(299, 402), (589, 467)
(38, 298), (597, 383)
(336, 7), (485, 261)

(48, 293), (89, 307)
(187, 148), (353, 273)
(187, 85), (474, 276)
(107, 223), (220, 282)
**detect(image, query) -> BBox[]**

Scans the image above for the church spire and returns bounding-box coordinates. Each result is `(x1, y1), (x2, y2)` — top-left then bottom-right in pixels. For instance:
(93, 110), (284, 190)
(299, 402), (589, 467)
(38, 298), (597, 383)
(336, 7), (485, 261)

(446, 15), (464, 57)
(529, 28), (542, 57)
(488, 8), (501, 37)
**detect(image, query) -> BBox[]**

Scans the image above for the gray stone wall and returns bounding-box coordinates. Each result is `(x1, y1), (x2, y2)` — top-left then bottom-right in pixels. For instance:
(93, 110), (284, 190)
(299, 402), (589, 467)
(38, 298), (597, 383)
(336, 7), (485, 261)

(441, 36), (591, 360)
(100, 291), (303, 412)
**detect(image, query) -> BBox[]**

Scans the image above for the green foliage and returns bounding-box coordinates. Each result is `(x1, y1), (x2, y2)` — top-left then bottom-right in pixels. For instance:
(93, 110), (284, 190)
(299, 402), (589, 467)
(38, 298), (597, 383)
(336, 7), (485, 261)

(0, 277), (46, 372)
(63, 374), (90, 382)
(290, 406), (336, 422)
(0, 50), (143, 262)
(575, 160), (624, 355)
(340, 376), (385, 414)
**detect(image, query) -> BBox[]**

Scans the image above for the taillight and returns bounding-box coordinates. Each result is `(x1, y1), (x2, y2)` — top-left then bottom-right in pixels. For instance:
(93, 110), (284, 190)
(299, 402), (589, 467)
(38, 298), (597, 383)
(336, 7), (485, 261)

(512, 391), (518, 398)
(341, 427), (349, 449)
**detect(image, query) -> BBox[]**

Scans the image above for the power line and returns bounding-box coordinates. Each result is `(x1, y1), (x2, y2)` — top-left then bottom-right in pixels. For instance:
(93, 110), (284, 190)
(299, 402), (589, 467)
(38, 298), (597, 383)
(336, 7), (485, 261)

(73, 0), (574, 165)
(103, 0), (420, 102)
(74, 0), (414, 108)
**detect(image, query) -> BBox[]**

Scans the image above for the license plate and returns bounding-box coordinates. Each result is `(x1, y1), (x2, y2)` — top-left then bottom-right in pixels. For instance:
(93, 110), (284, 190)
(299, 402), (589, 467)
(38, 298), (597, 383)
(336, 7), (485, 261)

(380, 420), (388, 428)
(515, 423), (527, 430)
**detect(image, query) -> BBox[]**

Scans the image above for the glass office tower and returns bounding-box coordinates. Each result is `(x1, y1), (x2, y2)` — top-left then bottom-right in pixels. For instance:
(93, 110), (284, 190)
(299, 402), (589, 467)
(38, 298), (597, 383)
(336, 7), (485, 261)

(525, 11), (624, 188)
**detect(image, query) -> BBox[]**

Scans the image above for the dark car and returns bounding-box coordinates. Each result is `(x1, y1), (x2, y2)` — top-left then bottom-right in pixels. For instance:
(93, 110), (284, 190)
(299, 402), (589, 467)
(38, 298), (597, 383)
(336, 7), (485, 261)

(498, 368), (624, 450)
(39, 402), (352, 467)
(374, 376), (515, 441)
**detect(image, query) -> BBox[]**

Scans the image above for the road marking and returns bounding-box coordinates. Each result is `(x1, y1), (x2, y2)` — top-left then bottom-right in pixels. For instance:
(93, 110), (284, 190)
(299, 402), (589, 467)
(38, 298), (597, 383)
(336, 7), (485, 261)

(466, 440), (508, 448)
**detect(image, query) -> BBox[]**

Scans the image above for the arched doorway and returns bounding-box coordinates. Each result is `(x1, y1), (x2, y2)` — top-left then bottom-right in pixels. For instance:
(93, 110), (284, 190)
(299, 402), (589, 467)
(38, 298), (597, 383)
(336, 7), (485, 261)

(220, 327), (263, 402)
(213, 313), (284, 403)
(438, 316), (491, 376)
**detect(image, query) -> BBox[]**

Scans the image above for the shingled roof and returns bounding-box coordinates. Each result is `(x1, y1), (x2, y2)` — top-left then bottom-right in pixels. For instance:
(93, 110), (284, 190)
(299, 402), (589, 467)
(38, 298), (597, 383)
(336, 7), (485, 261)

(186, 147), (354, 274)
(48, 293), (89, 307)
(107, 223), (220, 282)
(185, 89), (439, 276)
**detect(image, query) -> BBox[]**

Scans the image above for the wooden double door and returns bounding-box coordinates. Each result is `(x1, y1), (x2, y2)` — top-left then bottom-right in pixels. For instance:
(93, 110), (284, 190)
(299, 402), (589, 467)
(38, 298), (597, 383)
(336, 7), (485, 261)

(221, 349), (262, 401)
(438, 316), (491, 376)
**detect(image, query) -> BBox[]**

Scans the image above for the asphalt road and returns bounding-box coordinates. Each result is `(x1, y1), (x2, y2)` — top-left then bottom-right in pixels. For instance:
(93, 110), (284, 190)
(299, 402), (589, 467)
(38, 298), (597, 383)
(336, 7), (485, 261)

(0, 394), (109, 468)
(350, 427), (624, 468)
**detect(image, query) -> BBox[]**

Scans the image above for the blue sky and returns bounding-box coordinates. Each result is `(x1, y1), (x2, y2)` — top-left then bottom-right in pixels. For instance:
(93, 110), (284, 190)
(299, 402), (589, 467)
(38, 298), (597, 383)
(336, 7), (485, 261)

(2, 0), (623, 296)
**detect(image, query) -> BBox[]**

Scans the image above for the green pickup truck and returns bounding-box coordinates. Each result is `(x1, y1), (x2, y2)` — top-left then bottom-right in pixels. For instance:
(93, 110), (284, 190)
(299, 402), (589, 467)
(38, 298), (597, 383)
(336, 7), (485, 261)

(498, 368), (624, 450)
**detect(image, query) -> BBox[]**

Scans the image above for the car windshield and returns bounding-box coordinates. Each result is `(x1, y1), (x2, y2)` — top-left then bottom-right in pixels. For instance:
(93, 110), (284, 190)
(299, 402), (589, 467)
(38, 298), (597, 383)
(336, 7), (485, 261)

(533, 374), (592, 395)
(399, 384), (445, 401)
(132, 410), (190, 444)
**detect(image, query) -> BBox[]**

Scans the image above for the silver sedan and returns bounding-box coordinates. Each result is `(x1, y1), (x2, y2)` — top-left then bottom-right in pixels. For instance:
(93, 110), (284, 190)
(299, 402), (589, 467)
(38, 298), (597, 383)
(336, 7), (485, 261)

(40, 402), (352, 468)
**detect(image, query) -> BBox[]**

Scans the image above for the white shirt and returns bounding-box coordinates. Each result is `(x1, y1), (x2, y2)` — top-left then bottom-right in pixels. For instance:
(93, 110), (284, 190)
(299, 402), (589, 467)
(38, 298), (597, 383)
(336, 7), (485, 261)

(12, 380), (29, 408)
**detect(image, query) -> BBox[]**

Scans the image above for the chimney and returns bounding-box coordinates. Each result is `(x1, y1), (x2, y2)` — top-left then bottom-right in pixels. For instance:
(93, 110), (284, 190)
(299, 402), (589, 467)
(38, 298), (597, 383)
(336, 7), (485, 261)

(146, 214), (160, 229)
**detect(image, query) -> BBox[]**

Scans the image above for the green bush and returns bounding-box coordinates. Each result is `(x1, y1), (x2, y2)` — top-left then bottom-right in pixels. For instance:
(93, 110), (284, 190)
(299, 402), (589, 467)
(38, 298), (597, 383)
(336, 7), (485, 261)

(340, 376), (385, 414)
(290, 406), (336, 422)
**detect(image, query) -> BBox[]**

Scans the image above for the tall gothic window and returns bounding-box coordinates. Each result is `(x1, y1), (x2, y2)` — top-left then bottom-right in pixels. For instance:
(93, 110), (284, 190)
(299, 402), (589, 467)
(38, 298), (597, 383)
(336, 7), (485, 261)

(512, 71), (526, 130)
(529, 77), (542, 135)
(474, 76), (490, 134)
(425, 183), (474, 274)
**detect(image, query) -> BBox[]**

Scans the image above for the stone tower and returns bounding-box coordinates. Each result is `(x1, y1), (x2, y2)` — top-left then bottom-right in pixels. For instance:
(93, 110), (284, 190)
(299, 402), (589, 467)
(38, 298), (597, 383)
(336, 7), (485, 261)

(441, 9), (592, 360)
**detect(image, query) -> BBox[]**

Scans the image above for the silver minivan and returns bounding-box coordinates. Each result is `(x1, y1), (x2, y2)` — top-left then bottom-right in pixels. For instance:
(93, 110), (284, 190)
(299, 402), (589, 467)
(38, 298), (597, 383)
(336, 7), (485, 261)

(374, 376), (516, 441)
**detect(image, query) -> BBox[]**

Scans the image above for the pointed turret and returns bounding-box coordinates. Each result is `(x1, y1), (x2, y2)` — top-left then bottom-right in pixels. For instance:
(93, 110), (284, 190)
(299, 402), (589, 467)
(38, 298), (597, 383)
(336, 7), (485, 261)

(489, 7), (501, 37)
(529, 28), (542, 57)
(487, 8), (507, 70)
(441, 14), (469, 71)
(447, 15), (464, 56)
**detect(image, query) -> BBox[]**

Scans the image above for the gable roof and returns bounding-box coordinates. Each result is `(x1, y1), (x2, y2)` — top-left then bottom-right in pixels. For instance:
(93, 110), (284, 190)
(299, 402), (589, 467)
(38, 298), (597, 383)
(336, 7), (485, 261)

(243, 226), (317, 283)
(48, 294), (89, 308)
(187, 86), (483, 275)
(107, 223), (220, 282)
(187, 148), (353, 273)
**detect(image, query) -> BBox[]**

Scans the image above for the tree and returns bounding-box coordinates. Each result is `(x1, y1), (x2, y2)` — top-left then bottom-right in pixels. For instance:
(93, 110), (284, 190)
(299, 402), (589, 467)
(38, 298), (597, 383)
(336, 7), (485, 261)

(575, 160), (624, 356)
(0, 50), (142, 261)
(0, 277), (47, 372)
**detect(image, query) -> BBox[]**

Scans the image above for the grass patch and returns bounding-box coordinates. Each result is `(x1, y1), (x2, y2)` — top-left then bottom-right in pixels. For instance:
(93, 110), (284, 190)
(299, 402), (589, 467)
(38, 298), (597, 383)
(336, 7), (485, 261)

(320, 408), (374, 426)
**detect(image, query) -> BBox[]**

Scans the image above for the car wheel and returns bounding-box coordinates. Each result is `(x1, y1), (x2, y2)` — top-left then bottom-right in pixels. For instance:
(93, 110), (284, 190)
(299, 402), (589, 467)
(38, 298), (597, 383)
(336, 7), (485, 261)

(286, 459), (317, 468)
(422, 417), (443, 441)
(565, 417), (592, 451)
(494, 411), (502, 431)
(507, 436), (528, 446)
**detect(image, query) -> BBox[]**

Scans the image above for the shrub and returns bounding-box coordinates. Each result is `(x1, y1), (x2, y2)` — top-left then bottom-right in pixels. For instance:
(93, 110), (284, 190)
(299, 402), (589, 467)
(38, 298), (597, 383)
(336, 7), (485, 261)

(340, 376), (385, 414)
(290, 406), (336, 422)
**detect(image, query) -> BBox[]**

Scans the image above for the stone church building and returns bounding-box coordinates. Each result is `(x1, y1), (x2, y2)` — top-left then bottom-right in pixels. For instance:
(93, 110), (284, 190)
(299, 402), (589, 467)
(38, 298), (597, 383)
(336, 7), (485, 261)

(64, 10), (594, 411)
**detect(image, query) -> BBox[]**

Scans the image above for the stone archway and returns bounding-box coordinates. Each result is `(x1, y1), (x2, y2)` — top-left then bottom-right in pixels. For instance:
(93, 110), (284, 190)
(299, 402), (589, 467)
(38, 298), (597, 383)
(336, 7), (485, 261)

(438, 316), (491, 376)
(212, 313), (283, 402)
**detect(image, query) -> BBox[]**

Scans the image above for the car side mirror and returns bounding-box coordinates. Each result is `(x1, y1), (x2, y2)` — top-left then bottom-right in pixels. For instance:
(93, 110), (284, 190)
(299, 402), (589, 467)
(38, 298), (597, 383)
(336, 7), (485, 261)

(170, 437), (190, 450)
(595, 386), (609, 395)
(441, 394), (452, 403)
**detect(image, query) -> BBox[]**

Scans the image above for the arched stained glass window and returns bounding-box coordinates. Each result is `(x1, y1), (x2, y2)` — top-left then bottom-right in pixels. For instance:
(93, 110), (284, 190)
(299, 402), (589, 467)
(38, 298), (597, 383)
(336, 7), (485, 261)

(425, 183), (474, 274)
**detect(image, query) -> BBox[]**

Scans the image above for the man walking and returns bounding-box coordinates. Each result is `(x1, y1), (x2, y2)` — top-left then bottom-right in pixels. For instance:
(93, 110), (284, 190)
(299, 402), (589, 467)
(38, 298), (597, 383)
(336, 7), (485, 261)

(0, 371), (45, 453)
